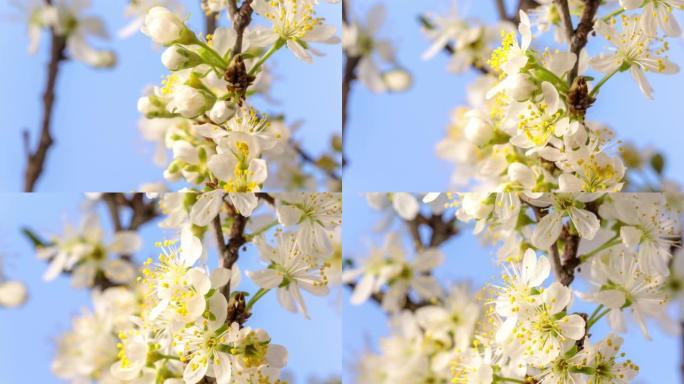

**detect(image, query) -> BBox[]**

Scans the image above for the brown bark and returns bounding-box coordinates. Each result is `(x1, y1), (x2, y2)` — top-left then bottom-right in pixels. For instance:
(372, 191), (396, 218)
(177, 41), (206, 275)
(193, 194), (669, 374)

(23, 9), (66, 192)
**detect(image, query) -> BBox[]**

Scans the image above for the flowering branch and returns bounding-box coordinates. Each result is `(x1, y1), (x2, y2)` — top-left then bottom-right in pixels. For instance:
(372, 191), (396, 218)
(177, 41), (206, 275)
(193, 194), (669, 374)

(23, 0), (65, 192)
(348, 193), (682, 383)
(30, 192), (340, 383)
(229, 0), (253, 56)
(346, 194), (459, 313)
(568, 0), (600, 84)
(341, 0), (358, 167)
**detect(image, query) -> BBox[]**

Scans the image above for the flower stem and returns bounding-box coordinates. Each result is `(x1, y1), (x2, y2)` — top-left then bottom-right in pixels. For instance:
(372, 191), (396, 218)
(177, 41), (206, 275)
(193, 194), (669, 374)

(246, 287), (270, 311)
(196, 40), (228, 70)
(589, 68), (619, 97)
(579, 235), (621, 263)
(247, 39), (285, 76)
(246, 220), (279, 240)
(494, 375), (526, 383)
(586, 306), (611, 330)
(602, 7), (626, 21)
(588, 304), (604, 323)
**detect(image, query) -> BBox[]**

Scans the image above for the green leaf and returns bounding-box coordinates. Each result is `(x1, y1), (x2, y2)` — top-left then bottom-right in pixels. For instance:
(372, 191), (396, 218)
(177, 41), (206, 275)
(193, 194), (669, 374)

(21, 227), (47, 248)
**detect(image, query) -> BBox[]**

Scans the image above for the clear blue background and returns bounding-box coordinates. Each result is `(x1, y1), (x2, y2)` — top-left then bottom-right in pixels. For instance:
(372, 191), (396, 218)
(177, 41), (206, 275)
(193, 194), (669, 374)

(344, 0), (684, 192)
(0, 194), (341, 383)
(342, 193), (680, 383)
(0, 0), (341, 192)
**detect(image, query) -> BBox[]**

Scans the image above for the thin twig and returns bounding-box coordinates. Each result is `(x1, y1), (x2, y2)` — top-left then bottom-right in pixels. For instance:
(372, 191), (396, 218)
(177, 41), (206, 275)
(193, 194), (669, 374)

(212, 214), (231, 298)
(568, 0), (600, 84)
(205, 13), (217, 35)
(293, 142), (341, 182)
(102, 194), (124, 232)
(554, 0), (574, 42)
(495, 0), (508, 20)
(220, 199), (248, 271)
(230, 0), (253, 55)
(23, 0), (65, 192)
(341, 0), (359, 168)
(255, 192), (275, 206)
(341, 53), (360, 168)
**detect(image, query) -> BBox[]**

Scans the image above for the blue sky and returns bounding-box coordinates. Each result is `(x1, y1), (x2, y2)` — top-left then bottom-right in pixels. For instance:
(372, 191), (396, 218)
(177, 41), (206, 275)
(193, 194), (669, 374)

(343, 0), (684, 192)
(0, 0), (340, 192)
(0, 193), (341, 383)
(342, 192), (680, 383)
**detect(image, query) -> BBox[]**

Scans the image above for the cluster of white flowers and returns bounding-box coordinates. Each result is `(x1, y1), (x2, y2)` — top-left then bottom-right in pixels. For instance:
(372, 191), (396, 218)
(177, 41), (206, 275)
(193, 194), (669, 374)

(15, 0), (115, 67)
(32, 191), (341, 384)
(346, 192), (683, 383)
(426, 2), (682, 193)
(38, 213), (141, 288)
(343, 4), (412, 93)
(137, 2), (341, 196)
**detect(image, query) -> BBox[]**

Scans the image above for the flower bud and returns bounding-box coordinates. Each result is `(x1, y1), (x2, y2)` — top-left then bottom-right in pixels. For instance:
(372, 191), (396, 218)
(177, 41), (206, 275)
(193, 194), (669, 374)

(464, 115), (493, 146)
(161, 45), (202, 71)
(169, 85), (213, 118)
(383, 68), (412, 92)
(208, 101), (233, 124)
(0, 281), (27, 308)
(90, 51), (117, 68)
(137, 96), (154, 114)
(142, 7), (186, 45)
(507, 73), (536, 101)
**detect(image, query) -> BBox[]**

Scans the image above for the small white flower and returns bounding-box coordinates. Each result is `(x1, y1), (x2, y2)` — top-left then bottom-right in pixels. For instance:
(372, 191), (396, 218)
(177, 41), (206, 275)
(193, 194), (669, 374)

(247, 232), (329, 318)
(529, 194), (600, 250)
(141, 6), (187, 45)
(251, 0), (339, 63)
(0, 280), (28, 308)
(592, 16), (679, 99)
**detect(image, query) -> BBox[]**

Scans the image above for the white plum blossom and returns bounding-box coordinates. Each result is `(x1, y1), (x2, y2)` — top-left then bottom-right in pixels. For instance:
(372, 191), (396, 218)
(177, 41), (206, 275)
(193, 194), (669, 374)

(592, 16), (679, 99)
(275, 192), (342, 257)
(251, 0), (340, 63)
(247, 232), (329, 318)
(38, 214), (141, 288)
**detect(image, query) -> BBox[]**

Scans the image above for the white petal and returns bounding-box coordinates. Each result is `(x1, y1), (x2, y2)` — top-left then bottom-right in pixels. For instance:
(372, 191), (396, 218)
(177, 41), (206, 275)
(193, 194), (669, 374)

(190, 191), (224, 227)
(246, 269), (282, 289)
(183, 353), (209, 384)
(108, 231), (142, 254)
(559, 314), (586, 340)
(392, 193), (419, 220)
(532, 211), (563, 249)
(569, 207), (599, 240)
(213, 352), (232, 384)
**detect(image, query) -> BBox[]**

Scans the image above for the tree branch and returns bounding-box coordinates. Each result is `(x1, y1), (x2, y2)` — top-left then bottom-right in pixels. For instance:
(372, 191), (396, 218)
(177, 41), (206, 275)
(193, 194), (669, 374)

(342, 0), (360, 168)
(219, 199), (248, 271)
(495, 0), (508, 20)
(212, 214), (231, 298)
(102, 194), (124, 232)
(200, 0), (220, 35)
(230, 0), (253, 55)
(23, 2), (66, 192)
(255, 192), (275, 206)
(568, 0), (600, 84)
(554, 0), (574, 42)
(533, 206), (579, 286)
